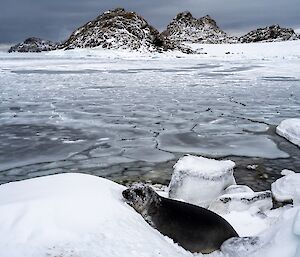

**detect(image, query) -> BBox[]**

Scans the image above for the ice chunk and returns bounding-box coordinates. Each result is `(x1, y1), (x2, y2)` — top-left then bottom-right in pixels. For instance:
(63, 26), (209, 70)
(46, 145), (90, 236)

(221, 237), (264, 257)
(276, 118), (300, 147)
(271, 170), (300, 203)
(168, 155), (236, 207)
(209, 190), (272, 214)
(223, 185), (254, 194)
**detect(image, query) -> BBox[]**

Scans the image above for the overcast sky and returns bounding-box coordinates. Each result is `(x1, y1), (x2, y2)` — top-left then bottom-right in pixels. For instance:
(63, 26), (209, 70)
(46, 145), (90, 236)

(0, 0), (299, 43)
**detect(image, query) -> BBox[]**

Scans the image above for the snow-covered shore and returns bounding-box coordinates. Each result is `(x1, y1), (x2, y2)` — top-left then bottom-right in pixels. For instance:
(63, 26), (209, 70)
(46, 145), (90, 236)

(0, 158), (299, 257)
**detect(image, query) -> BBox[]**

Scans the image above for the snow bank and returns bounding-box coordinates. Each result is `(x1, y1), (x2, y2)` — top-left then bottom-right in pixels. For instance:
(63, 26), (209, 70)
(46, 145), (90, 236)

(276, 118), (300, 147)
(169, 155), (236, 207)
(184, 40), (300, 59)
(271, 170), (300, 203)
(0, 173), (194, 257)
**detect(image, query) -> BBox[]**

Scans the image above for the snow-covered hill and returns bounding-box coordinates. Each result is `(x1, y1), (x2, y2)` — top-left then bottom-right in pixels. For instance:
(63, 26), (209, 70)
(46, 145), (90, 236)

(161, 11), (238, 44)
(8, 37), (59, 53)
(62, 8), (173, 52)
(239, 24), (299, 43)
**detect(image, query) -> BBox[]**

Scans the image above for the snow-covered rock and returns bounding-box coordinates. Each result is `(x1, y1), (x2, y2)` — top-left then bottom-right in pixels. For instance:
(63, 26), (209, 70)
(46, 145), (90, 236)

(271, 170), (300, 203)
(8, 37), (58, 53)
(0, 173), (193, 257)
(62, 8), (181, 52)
(276, 118), (300, 147)
(161, 11), (238, 44)
(209, 187), (273, 214)
(168, 155), (236, 207)
(239, 24), (299, 43)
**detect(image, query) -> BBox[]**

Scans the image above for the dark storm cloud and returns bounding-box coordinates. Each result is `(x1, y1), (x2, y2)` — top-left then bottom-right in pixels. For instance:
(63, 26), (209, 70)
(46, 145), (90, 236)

(0, 0), (299, 43)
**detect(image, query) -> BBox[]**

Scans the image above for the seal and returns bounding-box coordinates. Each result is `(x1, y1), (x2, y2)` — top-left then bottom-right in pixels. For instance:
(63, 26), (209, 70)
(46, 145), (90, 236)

(122, 184), (239, 254)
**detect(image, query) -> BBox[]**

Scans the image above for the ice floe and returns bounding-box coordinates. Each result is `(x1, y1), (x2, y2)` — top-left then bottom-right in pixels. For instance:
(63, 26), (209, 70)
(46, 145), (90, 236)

(271, 170), (300, 203)
(276, 118), (300, 147)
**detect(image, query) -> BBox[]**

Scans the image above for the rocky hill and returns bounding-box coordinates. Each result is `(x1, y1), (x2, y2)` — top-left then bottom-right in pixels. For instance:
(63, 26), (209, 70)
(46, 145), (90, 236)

(62, 8), (180, 52)
(161, 11), (238, 44)
(8, 37), (58, 53)
(8, 9), (300, 53)
(239, 24), (299, 43)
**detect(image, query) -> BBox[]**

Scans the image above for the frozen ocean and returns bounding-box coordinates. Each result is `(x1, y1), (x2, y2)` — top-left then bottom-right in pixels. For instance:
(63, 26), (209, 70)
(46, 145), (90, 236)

(0, 42), (299, 189)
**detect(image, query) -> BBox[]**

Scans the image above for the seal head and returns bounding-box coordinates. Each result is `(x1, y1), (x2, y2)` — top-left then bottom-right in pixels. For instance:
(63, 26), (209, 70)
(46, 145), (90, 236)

(122, 184), (161, 225)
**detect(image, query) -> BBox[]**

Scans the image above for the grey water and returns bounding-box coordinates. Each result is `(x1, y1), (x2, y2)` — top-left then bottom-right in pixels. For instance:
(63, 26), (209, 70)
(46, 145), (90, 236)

(0, 54), (299, 191)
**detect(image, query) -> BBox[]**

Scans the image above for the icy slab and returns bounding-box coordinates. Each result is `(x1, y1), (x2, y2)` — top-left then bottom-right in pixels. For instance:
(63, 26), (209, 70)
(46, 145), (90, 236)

(271, 170), (300, 203)
(168, 155), (236, 207)
(123, 147), (175, 163)
(158, 132), (289, 159)
(0, 173), (194, 257)
(276, 118), (300, 147)
(209, 189), (273, 214)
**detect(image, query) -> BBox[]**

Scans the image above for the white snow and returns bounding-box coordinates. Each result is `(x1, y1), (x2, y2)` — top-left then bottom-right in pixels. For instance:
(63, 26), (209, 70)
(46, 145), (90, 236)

(276, 118), (300, 147)
(0, 170), (300, 257)
(0, 173), (194, 257)
(185, 40), (300, 59)
(221, 206), (299, 257)
(271, 170), (300, 203)
(168, 155), (236, 207)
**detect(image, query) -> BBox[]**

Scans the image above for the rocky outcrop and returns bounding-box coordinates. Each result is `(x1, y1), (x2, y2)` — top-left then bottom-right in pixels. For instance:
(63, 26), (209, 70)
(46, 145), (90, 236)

(62, 8), (178, 52)
(161, 11), (238, 44)
(239, 24), (299, 43)
(8, 37), (58, 53)
(8, 9), (300, 54)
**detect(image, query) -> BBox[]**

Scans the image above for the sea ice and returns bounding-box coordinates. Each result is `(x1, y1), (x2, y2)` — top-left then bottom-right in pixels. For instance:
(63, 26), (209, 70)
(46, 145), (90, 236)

(209, 189), (272, 214)
(158, 132), (289, 159)
(271, 170), (300, 203)
(168, 155), (236, 207)
(123, 147), (175, 163)
(276, 118), (300, 147)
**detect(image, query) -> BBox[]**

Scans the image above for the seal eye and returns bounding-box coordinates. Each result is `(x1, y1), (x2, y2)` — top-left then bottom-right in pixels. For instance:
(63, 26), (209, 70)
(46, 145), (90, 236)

(135, 189), (145, 198)
(122, 189), (132, 200)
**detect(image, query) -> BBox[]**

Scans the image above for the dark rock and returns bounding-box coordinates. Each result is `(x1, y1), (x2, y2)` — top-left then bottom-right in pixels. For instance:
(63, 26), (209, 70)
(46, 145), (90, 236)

(161, 12), (238, 44)
(239, 24), (299, 43)
(8, 37), (58, 53)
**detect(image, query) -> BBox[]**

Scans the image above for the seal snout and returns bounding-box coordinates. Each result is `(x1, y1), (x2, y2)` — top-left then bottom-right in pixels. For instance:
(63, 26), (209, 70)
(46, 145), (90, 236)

(122, 189), (132, 201)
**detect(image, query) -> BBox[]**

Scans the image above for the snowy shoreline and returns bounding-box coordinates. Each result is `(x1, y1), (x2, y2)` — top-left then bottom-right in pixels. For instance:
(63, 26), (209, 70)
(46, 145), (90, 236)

(0, 155), (299, 257)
